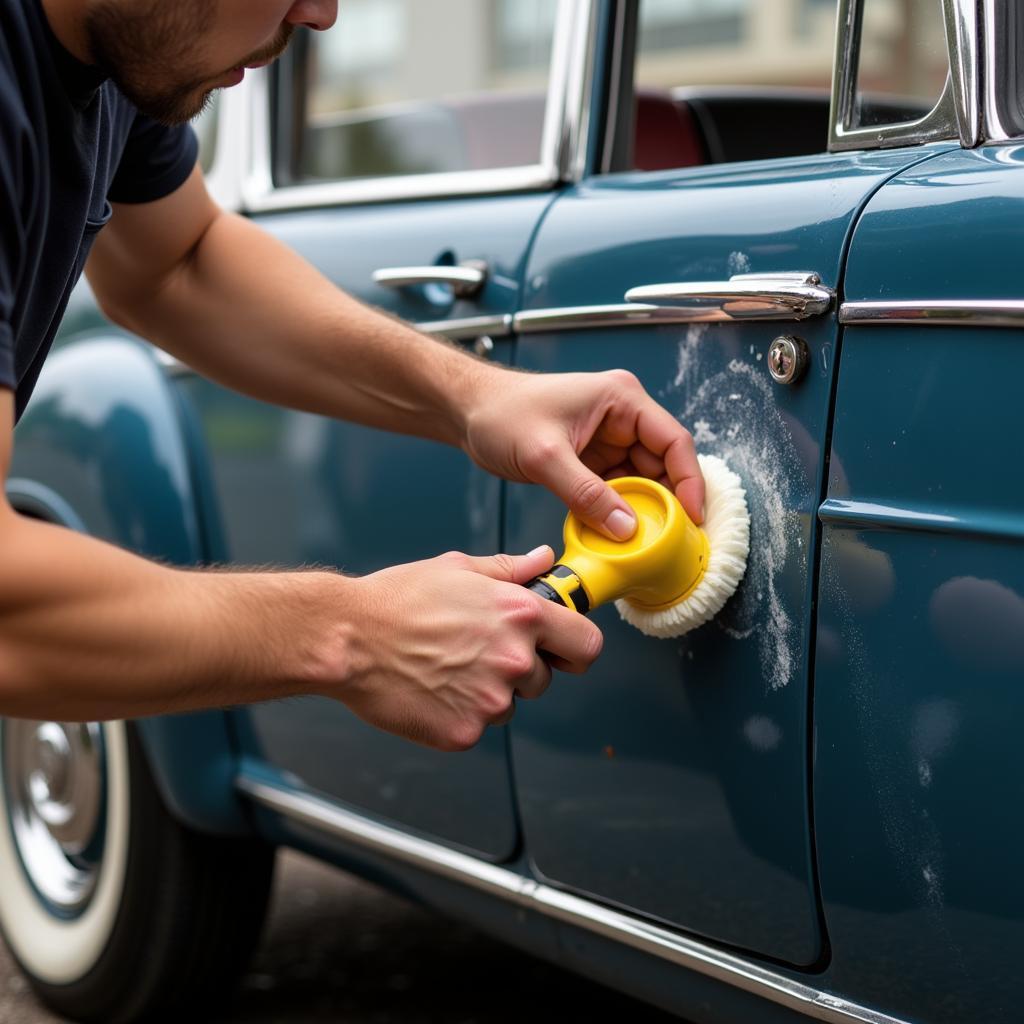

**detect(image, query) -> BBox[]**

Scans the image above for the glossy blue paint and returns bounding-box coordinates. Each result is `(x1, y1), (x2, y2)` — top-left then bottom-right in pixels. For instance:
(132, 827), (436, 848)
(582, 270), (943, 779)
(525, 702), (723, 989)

(246, 762), (825, 1024)
(206, 192), (558, 860)
(10, 335), (250, 835)
(13, 337), (199, 561)
(845, 145), (1024, 302)
(815, 146), (1024, 1024)
(507, 148), (946, 967)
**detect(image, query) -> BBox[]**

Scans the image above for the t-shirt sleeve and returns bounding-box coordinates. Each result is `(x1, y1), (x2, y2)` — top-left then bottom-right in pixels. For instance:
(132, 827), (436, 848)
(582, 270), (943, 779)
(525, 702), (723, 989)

(0, 66), (30, 392)
(107, 114), (199, 205)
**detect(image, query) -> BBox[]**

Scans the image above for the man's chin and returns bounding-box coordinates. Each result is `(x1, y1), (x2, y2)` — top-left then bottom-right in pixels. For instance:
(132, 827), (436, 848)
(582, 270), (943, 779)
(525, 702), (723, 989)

(122, 84), (213, 126)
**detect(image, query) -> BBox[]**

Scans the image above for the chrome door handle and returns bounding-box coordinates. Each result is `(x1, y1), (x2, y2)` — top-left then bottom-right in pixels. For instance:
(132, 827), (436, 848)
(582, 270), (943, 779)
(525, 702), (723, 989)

(372, 260), (488, 299)
(624, 272), (833, 322)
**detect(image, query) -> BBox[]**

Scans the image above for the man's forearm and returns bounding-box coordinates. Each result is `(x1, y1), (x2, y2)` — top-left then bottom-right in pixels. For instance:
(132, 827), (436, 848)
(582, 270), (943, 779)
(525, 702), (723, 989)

(113, 210), (498, 446)
(0, 508), (350, 721)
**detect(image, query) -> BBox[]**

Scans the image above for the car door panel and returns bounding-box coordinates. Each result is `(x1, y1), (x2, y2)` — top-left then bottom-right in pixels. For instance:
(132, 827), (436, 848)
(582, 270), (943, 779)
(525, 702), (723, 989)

(507, 149), (946, 965)
(815, 145), (1024, 1024)
(180, 193), (553, 860)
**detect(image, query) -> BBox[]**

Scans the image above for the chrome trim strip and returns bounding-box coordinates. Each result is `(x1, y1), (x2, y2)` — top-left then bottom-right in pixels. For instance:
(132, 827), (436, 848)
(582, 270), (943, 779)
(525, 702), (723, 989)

(625, 272), (833, 321)
(243, 67), (274, 207)
(238, 776), (531, 904)
(819, 498), (1024, 541)
(515, 304), (720, 332)
(238, 775), (911, 1024)
(419, 314), (513, 341)
(980, 0), (1024, 143)
(945, 0), (981, 147)
(828, 0), (975, 151)
(563, 0), (600, 182)
(245, 166), (559, 215)
(840, 300), (1024, 327)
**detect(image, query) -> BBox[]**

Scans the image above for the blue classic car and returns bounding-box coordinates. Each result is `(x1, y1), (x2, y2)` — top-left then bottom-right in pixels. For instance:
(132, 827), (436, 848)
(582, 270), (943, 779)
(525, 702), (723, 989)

(2, 0), (1022, 1021)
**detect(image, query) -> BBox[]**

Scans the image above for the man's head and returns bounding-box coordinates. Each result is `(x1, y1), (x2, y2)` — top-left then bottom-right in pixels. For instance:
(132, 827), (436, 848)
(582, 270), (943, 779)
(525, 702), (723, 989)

(83, 0), (337, 125)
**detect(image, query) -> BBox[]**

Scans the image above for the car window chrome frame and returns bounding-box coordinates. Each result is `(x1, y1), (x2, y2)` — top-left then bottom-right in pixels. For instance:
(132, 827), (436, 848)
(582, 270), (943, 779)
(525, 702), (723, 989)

(200, 77), (256, 212)
(980, 0), (1024, 142)
(239, 0), (598, 214)
(829, 0), (979, 151)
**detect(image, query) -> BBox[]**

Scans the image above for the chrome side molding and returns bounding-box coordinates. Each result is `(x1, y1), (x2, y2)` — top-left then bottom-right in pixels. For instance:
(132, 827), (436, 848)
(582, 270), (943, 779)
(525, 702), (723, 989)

(514, 303), (729, 333)
(839, 299), (1024, 327)
(238, 773), (910, 1024)
(418, 313), (513, 341)
(624, 272), (833, 322)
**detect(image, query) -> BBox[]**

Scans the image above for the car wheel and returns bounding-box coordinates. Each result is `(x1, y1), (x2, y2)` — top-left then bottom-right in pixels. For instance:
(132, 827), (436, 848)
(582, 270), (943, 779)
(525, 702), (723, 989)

(0, 718), (275, 1024)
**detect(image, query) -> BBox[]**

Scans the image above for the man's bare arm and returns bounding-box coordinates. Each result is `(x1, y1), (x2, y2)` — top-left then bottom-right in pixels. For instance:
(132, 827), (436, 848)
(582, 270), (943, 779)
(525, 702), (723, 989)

(0, 391), (353, 720)
(85, 166), (486, 447)
(0, 387), (598, 740)
(85, 166), (705, 537)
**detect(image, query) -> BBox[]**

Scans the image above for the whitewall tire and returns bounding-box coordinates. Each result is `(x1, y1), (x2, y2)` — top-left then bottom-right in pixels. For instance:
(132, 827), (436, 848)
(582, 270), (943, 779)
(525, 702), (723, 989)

(0, 719), (275, 1024)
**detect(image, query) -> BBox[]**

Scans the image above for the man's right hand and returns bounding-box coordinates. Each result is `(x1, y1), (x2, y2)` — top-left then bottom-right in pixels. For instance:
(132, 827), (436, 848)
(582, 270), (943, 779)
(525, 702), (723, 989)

(339, 546), (603, 751)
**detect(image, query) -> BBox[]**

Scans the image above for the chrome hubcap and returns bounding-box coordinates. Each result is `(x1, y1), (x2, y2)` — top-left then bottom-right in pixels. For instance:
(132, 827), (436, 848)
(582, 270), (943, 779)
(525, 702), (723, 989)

(3, 720), (105, 914)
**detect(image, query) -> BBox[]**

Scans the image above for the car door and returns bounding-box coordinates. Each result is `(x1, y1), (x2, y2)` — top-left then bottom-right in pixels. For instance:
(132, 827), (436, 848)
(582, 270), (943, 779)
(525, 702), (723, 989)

(505, 0), (953, 965)
(812, 24), (1024, 1017)
(176, 0), (583, 860)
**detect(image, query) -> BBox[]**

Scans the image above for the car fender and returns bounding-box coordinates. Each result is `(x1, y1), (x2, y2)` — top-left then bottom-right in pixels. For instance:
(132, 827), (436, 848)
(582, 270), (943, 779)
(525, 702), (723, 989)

(7, 334), (251, 837)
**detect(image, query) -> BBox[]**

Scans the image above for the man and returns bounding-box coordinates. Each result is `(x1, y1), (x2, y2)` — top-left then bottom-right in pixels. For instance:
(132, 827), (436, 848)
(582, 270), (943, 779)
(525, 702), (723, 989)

(0, 0), (704, 751)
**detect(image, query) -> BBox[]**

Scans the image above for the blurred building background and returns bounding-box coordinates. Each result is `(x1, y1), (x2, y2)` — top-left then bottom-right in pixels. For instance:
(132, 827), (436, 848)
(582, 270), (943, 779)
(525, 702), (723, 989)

(286, 0), (949, 182)
(310, 0), (948, 111)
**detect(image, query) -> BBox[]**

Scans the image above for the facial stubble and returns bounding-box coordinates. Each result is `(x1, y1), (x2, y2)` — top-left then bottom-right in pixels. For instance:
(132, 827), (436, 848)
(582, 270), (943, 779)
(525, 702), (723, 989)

(85, 1), (294, 125)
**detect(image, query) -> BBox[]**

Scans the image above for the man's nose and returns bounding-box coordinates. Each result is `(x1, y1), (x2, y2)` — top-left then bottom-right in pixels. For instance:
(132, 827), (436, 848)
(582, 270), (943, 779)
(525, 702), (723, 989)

(284, 0), (338, 31)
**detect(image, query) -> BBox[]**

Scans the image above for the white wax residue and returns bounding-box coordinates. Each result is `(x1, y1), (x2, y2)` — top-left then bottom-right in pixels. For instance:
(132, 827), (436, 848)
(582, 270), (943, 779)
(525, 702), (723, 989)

(673, 323), (708, 399)
(692, 418), (717, 445)
(674, 341), (805, 690)
(727, 251), (751, 275)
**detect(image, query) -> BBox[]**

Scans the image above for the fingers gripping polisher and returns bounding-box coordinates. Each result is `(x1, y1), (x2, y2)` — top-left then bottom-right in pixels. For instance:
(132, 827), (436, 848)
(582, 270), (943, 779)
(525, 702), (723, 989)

(528, 454), (750, 637)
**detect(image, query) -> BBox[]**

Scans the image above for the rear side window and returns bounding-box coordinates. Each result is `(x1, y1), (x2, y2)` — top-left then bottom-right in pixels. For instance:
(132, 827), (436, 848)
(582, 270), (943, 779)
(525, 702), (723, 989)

(274, 0), (558, 186)
(619, 0), (948, 172)
(853, 0), (948, 129)
(625, 0), (837, 171)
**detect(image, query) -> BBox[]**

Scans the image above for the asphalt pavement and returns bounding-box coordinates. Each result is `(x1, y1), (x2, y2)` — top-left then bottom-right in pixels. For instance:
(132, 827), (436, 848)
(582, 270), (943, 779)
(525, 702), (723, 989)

(0, 850), (680, 1023)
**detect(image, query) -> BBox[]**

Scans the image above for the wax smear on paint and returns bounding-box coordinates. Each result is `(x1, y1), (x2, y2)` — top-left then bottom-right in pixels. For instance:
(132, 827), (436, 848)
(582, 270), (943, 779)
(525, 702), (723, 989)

(672, 326), (805, 690)
(727, 251), (751, 275)
(821, 543), (962, 966)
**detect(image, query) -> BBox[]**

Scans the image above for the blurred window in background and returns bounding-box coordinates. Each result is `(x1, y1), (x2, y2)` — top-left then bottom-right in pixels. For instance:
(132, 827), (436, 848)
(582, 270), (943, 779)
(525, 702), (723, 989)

(282, 0), (557, 185)
(854, 0), (948, 127)
(628, 0), (948, 171)
(630, 0), (838, 170)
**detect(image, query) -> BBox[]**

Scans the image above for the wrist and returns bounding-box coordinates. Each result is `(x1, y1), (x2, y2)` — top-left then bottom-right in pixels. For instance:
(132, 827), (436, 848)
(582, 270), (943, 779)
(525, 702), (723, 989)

(279, 570), (363, 700)
(446, 352), (507, 452)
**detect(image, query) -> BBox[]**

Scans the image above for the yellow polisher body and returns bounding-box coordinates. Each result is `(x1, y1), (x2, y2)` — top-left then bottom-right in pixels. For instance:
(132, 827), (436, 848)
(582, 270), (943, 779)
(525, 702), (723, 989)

(531, 477), (709, 613)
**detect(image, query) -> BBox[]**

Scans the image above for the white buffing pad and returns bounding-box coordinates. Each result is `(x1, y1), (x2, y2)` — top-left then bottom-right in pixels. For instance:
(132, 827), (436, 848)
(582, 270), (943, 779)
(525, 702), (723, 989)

(615, 453), (750, 638)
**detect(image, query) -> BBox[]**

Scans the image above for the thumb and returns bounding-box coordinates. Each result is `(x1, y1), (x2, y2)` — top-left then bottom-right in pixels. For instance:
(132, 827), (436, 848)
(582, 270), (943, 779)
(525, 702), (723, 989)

(534, 446), (637, 541)
(463, 545), (556, 584)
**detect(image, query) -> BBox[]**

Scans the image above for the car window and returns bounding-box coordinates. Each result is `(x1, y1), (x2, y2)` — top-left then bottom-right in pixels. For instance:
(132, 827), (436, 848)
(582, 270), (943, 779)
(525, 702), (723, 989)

(627, 0), (837, 169)
(853, 0), (948, 128)
(624, 0), (943, 171)
(276, 0), (558, 186)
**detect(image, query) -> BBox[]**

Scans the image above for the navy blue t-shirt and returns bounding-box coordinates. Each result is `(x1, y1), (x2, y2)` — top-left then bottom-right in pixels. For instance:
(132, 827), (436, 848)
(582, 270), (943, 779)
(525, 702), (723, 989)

(0, 0), (198, 420)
